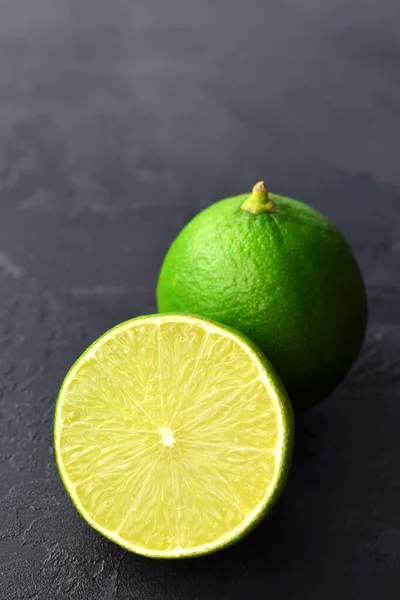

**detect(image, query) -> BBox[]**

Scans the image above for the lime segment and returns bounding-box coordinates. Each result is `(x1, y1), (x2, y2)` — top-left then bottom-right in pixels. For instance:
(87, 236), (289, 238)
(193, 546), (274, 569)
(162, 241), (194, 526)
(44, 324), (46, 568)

(54, 314), (293, 558)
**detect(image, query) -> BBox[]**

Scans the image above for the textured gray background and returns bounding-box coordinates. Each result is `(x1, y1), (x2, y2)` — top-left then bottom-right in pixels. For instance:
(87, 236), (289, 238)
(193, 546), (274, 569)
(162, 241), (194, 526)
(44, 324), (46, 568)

(0, 1), (400, 598)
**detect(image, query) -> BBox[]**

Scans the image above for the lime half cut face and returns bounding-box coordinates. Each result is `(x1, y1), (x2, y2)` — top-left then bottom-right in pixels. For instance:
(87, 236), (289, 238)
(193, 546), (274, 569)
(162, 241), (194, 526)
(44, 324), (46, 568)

(54, 314), (293, 558)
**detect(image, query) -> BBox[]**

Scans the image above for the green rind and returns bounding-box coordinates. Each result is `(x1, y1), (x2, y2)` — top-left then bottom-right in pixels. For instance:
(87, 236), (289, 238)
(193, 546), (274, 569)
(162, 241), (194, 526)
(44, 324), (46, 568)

(156, 192), (368, 410)
(54, 313), (294, 559)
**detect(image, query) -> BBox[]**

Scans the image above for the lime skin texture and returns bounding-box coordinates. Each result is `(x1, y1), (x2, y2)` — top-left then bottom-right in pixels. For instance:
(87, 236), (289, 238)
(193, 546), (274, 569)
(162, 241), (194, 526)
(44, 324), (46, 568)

(157, 184), (368, 410)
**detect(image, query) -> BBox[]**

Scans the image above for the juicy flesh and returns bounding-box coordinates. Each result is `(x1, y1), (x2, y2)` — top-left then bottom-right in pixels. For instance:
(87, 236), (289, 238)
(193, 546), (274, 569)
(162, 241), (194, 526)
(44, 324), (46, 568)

(56, 317), (283, 555)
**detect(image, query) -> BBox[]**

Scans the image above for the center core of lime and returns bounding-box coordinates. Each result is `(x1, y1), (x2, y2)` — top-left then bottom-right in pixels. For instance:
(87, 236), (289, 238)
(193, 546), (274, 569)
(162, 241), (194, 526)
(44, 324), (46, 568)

(160, 426), (175, 447)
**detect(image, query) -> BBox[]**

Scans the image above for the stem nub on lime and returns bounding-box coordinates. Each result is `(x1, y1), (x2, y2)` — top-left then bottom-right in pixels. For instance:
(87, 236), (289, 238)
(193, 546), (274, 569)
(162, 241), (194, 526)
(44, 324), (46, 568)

(157, 182), (367, 410)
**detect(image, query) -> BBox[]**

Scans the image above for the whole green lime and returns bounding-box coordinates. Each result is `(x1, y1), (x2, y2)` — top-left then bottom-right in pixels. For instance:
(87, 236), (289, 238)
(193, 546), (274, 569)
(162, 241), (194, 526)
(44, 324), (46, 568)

(157, 182), (367, 410)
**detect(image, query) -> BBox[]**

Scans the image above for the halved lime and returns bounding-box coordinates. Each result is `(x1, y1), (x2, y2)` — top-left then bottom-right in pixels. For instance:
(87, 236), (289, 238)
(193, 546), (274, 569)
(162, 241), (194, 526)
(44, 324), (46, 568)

(54, 314), (293, 558)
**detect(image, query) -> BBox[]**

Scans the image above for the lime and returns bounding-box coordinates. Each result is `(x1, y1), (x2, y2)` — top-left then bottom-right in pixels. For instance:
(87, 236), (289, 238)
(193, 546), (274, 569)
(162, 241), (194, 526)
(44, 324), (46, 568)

(54, 314), (293, 558)
(157, 182), (367, 410)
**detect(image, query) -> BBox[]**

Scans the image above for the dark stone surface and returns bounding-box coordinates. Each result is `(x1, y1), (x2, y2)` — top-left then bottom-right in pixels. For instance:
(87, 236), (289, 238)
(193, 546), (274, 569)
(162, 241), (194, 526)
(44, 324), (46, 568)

(0, 1), (399, 598)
